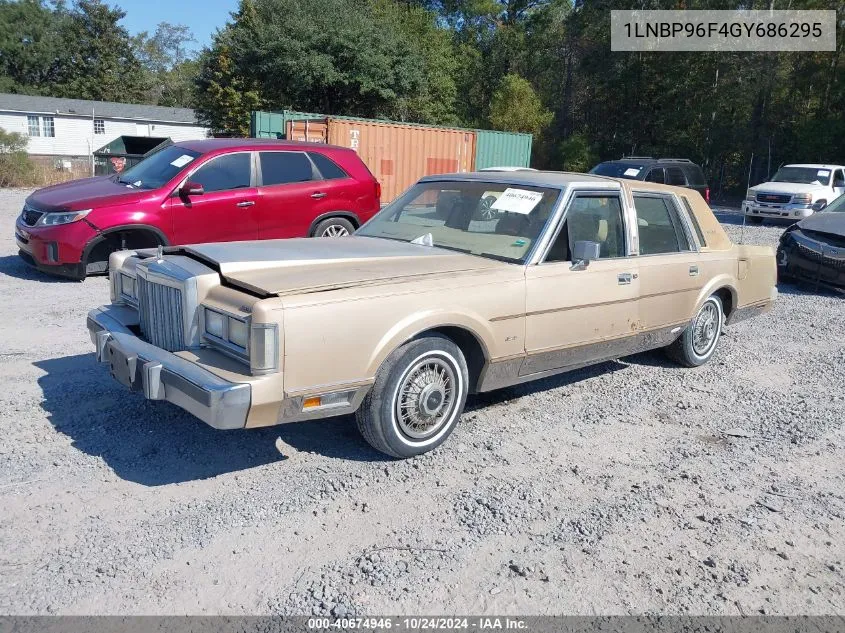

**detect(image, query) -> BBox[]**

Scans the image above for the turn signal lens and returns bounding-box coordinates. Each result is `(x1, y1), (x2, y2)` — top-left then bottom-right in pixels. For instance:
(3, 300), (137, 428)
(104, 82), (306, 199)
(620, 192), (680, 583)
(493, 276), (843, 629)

(303, 397), (321, 409)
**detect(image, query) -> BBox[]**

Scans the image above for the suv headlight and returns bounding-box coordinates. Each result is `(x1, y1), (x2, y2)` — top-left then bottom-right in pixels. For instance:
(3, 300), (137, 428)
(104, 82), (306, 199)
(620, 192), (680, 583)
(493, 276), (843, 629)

(201, 306), (279, 375)
(745, 189), (755, 201)
(793, 193), (813, 204)
(37, 209), (91, 226)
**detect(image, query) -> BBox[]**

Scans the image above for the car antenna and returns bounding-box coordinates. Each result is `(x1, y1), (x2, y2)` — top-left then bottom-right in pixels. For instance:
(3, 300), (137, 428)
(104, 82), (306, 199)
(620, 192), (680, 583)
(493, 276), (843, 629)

(740, 152), (753, 245)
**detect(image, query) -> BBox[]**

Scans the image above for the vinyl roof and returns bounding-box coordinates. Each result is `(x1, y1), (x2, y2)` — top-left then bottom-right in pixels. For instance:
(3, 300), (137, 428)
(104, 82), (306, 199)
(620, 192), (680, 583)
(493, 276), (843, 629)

(420, 170), (619, 188)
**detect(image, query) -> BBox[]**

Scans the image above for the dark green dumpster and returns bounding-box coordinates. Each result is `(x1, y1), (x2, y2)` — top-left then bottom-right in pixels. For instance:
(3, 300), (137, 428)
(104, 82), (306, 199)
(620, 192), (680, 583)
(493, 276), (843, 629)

(93, 136), (171, 176)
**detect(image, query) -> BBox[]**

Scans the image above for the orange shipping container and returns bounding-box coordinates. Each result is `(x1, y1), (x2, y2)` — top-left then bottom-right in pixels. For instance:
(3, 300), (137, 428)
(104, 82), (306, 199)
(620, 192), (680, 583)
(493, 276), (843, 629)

(287, 118), (476, 202)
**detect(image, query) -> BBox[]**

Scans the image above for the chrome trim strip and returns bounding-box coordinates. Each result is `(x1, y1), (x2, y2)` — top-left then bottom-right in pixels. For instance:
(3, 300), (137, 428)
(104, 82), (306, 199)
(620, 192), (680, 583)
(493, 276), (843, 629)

(477, 324), (685, 392)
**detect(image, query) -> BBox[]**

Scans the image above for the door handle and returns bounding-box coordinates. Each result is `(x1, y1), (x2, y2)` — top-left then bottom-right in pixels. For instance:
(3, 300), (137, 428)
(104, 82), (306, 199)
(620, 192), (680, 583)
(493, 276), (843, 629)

(311, 192), (327, 199)
(689, 265), (699, 276)
(617, 272), (632, 285)
(236, 201), (255, 208)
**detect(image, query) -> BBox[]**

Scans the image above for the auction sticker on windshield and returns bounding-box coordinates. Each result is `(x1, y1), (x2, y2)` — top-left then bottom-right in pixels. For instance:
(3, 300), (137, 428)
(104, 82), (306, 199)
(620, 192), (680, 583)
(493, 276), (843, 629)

(491, 189), (544, 214)
(170, 154), (195, 168)
(624, 168), (641, 177)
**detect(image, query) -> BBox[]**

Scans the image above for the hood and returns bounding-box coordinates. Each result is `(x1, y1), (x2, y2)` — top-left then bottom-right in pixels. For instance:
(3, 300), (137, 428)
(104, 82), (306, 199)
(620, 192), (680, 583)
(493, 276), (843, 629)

(27, 175), (149, 212)
(179, 236), (506, 296)
(797, 211), (845, 239)
(751, 182), (828, 195)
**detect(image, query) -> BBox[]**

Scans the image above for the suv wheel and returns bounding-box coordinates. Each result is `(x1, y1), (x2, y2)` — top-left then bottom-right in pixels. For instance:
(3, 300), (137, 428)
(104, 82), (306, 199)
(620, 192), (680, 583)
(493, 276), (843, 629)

(314, 217), (354, 237)
(355, 334), (468, 458)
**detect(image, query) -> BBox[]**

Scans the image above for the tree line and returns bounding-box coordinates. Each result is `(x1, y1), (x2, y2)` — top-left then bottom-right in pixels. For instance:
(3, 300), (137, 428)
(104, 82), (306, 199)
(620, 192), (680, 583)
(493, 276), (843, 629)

(2, 0), (843, 197)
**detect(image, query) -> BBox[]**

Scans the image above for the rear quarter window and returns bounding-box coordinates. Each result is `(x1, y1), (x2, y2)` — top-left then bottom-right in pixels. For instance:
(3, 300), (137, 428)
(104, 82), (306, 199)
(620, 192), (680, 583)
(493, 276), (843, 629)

(683, 165), (707, 186)
(681, 195), (707, 246)
(665, 166), (687, 186)
(309, 152), (349, 180)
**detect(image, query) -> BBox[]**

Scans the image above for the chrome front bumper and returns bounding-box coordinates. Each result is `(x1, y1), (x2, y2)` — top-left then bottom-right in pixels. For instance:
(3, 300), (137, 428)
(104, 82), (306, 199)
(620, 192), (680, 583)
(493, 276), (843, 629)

(742, 201), (814, 219)
(87, 305), (250, 430)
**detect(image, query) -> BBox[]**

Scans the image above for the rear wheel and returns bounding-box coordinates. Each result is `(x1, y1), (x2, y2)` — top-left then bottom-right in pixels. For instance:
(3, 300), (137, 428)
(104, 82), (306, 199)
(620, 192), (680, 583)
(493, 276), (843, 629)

(666, 294), (723, 368)
(356, 334), (468, 458)
(314, 217), (354, 238)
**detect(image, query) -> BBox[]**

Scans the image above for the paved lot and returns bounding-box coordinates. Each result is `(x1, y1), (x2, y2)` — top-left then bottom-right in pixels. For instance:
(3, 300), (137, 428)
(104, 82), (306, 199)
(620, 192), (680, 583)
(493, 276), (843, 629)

(0, 189), (843, 615)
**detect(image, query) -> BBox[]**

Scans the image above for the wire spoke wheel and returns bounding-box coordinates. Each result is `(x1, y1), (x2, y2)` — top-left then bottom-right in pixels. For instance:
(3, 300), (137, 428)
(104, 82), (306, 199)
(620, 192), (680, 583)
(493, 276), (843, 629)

(321, 224), (350, 237)
(692, 301), (720, 356)
(395, 356), (457, 441)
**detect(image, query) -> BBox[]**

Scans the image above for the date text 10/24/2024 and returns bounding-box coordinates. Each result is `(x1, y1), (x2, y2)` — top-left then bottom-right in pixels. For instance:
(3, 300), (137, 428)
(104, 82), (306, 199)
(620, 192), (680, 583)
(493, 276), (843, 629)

(308, 617), (528, 630)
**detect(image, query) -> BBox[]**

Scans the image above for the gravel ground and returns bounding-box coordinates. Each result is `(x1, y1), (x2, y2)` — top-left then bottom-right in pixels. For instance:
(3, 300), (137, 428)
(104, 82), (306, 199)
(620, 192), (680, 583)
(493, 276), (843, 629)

(0, 189), (843, 616)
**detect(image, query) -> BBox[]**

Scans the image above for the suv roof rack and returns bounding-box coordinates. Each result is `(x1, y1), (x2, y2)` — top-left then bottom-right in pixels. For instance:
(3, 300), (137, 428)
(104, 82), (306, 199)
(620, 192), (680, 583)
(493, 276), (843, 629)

(621, 156), (653, 160)
(657, 158), (693, 163)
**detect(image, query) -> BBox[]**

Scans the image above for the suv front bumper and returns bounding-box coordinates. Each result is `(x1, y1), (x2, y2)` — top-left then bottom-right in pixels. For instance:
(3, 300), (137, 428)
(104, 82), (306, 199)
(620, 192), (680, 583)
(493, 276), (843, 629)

(742, 201), (814, 220)
(87, 305), (251, 429)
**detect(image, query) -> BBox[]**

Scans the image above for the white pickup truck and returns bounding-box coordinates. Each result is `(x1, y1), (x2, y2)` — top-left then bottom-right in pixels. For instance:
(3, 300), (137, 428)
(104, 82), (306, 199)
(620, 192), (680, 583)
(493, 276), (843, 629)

(743, 163), (845, 224)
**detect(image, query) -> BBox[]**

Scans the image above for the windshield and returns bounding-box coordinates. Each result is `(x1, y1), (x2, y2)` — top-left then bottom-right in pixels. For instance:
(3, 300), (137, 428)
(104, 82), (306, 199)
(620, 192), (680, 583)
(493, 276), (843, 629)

(771, 166), (831, 186)
(116, 145), (202, 190)
(356, 181), (561, 264)
(590, 162), (645, 180)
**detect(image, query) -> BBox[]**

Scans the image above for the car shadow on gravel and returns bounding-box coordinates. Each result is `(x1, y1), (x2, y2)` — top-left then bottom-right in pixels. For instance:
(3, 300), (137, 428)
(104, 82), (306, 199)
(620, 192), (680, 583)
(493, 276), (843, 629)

(35, 354), (385, 486)
(0, 255), (77, 283)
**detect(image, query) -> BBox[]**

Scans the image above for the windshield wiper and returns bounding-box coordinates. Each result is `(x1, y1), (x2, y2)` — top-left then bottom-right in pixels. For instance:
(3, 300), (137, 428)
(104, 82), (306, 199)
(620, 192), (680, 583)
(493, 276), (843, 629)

(116, 177), (137, 188)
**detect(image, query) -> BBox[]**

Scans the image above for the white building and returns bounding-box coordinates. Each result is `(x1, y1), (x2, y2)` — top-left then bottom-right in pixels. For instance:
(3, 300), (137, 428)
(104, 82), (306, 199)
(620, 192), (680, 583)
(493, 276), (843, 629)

(0, 93), (209, 177)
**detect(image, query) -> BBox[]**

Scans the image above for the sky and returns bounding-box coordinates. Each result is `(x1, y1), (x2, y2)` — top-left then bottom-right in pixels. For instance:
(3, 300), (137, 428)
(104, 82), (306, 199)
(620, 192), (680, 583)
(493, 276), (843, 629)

(112, 0), (238, 50)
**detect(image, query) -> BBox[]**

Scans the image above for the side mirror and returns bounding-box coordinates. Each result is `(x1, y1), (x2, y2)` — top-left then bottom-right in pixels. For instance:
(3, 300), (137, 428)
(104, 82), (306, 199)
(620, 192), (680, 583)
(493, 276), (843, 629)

(571, 240), (601, 270)
(180, 181), (204, 197)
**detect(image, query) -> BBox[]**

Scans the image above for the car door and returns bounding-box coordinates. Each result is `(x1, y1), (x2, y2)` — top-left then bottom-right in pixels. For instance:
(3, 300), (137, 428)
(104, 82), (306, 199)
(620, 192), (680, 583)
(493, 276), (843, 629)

(170, 151), (259, 244)
(522, 190), (640, 375)
(631, 190), (703, 332)
(256, 150), (332, 238)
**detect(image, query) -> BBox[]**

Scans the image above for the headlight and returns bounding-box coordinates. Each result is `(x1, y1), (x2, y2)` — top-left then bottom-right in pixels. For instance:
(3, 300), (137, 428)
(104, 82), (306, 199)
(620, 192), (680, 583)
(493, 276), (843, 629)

(37, 209), (91, 226)
(119, 273), (136, 301)
(202, 306), (279, 374)
(746, 189), (755, 201)
(228, 317), (249, 348)
(204, 309), (226, 339)
(793, 193), (812, 204)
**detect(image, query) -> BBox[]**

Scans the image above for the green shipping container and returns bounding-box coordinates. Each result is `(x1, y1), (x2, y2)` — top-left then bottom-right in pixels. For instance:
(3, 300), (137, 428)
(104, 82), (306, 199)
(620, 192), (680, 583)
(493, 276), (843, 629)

(250, 110), (532, 169)
(473, 129), (532, 170)
(250, 110), (324, 138)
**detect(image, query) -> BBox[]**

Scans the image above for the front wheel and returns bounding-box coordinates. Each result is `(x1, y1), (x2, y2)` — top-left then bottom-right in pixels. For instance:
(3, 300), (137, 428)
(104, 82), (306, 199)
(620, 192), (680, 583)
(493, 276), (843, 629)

(356, 334), (468, 458)
(747, 216), (764, 225)
(665, 294), (724, 367)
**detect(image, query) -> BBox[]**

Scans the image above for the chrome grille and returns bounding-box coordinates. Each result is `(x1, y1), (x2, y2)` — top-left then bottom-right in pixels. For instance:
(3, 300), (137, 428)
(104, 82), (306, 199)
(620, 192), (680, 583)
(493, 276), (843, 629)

(756, 192), (791, 204)
(137, 276), (185, 351)
(21, 204), (44, 226)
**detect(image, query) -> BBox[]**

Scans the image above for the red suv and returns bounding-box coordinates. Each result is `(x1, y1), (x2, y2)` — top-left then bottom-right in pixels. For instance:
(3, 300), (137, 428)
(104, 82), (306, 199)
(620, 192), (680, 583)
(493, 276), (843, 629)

(15, 139), (381, 279)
